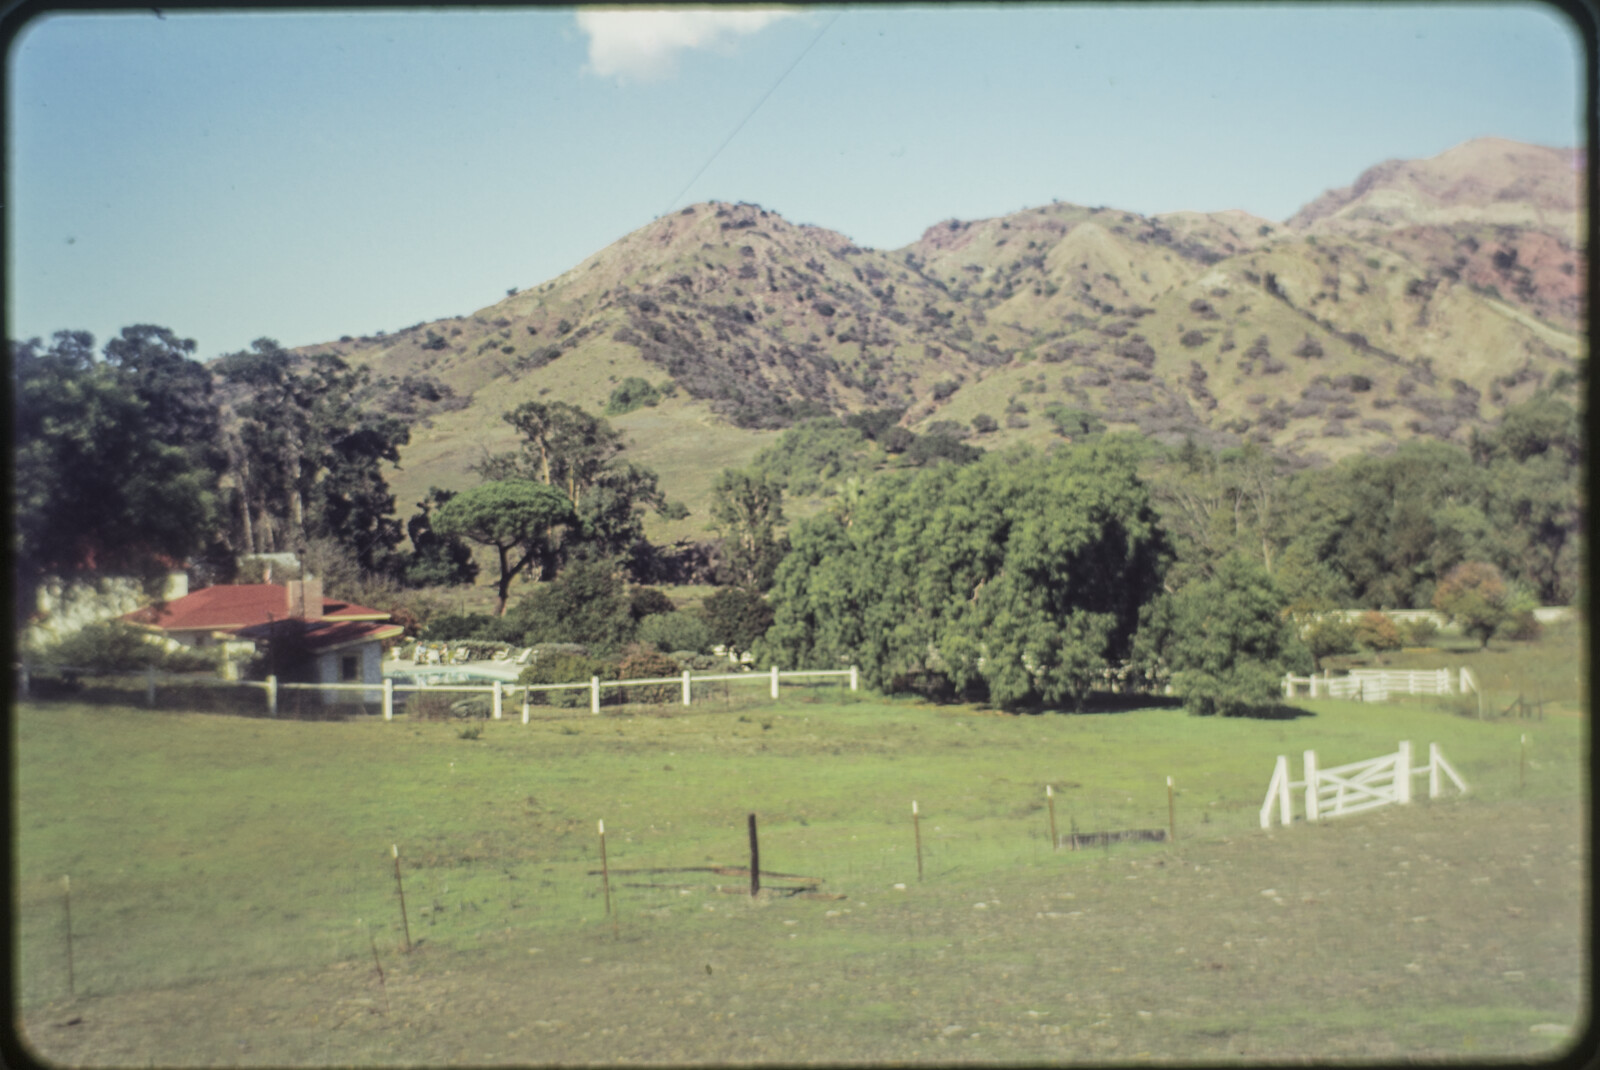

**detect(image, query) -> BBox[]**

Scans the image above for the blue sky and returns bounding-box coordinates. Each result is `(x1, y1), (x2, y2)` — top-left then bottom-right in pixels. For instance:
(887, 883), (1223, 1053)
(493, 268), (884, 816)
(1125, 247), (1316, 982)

(5, 4), (1585, 359)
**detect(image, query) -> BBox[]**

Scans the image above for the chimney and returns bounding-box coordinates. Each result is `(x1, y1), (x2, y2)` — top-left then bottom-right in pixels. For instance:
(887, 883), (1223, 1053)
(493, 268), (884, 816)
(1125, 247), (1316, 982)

(301, 576), (323, 620)
(286, 578), (324, 620)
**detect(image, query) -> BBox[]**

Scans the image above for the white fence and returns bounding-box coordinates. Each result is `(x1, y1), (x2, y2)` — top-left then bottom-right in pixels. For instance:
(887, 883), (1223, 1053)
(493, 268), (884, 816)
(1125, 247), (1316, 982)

(1260, 741), (1467, 828)
(16, 662), (859, 720)
(1283, 667), (1478, 702)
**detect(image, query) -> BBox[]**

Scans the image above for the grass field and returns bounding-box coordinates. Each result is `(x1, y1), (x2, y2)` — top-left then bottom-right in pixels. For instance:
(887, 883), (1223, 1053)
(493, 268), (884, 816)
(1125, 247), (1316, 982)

(12, 628), (1587, 1065)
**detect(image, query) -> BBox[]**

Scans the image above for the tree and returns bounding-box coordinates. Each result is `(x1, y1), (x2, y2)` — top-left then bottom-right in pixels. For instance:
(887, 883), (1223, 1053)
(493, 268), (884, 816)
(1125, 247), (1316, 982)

(508, 556), (635, 653)
(1432, 561), (1510, 648)
(13, 331), (218, 626)
(479, 401), (677, 570)
(432, 480), (575, 614)
(708, 470), (787, 590)
(1145, 553), (1311, 716)
(702, 587), (774, 655)
(402, 488), (479, 588)
(215, 340), (410, 571)
(761, 442), (1168, 710)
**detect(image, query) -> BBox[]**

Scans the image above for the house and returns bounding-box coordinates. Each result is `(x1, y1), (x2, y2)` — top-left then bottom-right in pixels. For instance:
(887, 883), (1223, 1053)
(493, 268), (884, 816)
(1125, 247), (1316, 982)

(123, 579), (403, 701)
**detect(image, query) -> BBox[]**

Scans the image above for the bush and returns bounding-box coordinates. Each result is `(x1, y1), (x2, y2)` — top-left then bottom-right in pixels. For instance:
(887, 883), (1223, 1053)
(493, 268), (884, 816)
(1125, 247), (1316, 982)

(637, 610), (711, 655)
(511, 558), (636, 654)
(703, 587), (774, 654)
(1401, 617), (1439, 646)
(1497, 608), (1543, 641)
(1352, 611), (1403, 651)
(605, 377), (662, 416)
(519, 652), (616, 707)
(30, 622), (206, 676)
(617, 645), (681, 704)
(422, 613), (501, 641)
(629, 586), (678, 620)
(1303, 615), (1357, 669)
(407, 691), (491, 720)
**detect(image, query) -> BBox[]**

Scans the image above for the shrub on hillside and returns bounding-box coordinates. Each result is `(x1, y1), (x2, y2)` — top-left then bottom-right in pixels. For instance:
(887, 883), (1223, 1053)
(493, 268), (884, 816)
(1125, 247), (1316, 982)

(1352, 611), (1404, 652)
(604, 377), (662, 416)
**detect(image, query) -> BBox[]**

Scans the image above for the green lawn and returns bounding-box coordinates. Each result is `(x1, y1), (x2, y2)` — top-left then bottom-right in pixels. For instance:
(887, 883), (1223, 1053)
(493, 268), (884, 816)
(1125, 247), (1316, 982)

(12, 643), (1587, 1064)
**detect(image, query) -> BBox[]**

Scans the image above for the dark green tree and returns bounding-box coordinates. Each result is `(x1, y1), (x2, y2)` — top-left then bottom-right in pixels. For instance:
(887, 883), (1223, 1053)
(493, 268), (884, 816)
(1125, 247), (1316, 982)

(702, 587), (775, 655)
(215, 340), (410, 571)
(509, 556), (635, 653)
(12, 331), (218, 626)
(403, 488), (480, 587)
(760, 441), (1167, 710)
(1142, 554), (1311, 715)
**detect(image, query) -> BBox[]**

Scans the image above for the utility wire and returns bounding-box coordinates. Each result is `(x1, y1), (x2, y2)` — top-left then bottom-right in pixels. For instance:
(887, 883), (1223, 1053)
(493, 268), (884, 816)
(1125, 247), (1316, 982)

(661, 10), (842, 216)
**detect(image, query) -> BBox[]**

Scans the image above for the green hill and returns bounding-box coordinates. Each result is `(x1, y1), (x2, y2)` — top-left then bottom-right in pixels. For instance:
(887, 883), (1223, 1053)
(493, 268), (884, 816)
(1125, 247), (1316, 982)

(299, 138), (1583, 532)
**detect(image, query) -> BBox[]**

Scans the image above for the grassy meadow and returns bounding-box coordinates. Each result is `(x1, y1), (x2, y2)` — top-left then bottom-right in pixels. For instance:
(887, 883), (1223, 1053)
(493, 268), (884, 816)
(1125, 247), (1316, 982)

(12, 627), (1587, 1065)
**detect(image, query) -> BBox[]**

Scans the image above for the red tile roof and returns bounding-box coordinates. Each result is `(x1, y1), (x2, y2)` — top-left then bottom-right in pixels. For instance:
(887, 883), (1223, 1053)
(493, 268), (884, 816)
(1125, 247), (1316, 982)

(234, 617), (405, 652)
(123, 584), (390, 634)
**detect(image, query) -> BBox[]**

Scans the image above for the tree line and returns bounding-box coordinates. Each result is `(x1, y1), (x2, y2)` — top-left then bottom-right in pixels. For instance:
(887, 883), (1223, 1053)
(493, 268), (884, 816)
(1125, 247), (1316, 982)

(13, 322), (1581, 715)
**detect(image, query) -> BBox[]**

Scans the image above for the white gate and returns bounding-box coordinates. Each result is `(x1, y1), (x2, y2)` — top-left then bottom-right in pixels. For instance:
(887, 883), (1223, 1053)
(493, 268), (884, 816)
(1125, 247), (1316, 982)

(1259, 741), (1467, 828)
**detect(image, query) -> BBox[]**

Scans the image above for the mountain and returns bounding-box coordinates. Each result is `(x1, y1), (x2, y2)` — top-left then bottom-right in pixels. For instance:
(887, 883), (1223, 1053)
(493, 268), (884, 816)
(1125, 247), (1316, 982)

(301, 137), (1585, 534)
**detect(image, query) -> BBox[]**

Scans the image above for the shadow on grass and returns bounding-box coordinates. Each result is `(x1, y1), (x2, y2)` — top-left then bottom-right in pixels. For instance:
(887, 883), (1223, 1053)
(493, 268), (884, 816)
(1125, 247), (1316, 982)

(1232, 703), (1317, 721)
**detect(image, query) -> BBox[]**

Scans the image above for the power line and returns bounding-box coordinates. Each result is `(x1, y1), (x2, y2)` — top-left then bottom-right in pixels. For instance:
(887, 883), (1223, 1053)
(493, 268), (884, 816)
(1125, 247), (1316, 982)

(661, 10), (842, 216)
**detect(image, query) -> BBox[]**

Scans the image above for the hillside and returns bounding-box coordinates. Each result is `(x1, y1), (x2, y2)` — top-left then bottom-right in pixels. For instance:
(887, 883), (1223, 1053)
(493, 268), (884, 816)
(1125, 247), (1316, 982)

(302, 137), (1585, 531)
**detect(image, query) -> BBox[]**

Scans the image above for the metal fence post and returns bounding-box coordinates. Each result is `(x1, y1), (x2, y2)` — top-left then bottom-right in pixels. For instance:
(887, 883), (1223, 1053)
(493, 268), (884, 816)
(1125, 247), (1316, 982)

(383, 678), (393, 721)
(682, 669), (692, 706)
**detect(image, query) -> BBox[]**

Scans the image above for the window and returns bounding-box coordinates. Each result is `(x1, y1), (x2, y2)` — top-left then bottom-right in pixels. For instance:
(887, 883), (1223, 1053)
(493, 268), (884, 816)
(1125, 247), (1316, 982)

(340, 655), (359, 682)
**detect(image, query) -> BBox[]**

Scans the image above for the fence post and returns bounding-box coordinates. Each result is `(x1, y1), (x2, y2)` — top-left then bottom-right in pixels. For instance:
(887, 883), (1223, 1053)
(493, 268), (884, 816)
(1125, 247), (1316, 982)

(492, 680), (503, 721)
(1283, 674), (1292, 699)
(770, 665), (779, 700)
(383, 678), (394, 721)
(1396, 741), (1412, 804)
(682, 670), (692, 706)
(1428, 742), (1441, 799)
(590, 676), (600, 714)
(145, 665), (157, 708)
(1303, 750), (1320, 821)
(522, 688), (530, 725)
(850, 665), (858, 692)
(266, 674), (278, 717)
(1309, 675), (1318, 698)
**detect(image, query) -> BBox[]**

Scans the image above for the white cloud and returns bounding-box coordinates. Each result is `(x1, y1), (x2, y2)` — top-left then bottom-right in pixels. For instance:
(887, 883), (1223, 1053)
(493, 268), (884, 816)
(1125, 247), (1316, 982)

(576, 8), (795, 81)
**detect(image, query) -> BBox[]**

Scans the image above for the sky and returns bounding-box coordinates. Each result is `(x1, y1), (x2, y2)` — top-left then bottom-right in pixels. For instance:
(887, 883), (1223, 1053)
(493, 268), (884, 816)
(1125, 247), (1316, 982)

(5, 3), (1587, 360)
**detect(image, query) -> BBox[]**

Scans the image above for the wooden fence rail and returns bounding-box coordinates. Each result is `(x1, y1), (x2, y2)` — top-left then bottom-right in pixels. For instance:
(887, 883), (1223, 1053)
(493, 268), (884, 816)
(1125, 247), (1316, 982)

(1260, 741), (1467, 828)
(16, 662), (859, 720)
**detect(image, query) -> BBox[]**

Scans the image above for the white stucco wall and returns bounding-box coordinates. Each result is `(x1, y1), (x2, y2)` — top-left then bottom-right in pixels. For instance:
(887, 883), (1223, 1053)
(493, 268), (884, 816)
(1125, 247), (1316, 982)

(314, 641), (384, 703)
